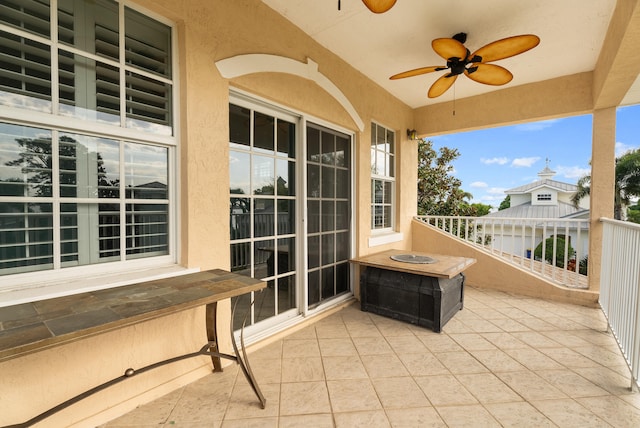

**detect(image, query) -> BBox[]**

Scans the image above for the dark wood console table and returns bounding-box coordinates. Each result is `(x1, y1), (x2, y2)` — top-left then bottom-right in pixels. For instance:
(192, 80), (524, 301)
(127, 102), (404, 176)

(0, 269), (267, 428)
(351, 250), (476, 332)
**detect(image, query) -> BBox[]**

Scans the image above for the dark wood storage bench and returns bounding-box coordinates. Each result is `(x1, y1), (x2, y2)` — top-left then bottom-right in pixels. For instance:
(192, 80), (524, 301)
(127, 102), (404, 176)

(0, 269), (267, 428)
(351, 249), (476, 332)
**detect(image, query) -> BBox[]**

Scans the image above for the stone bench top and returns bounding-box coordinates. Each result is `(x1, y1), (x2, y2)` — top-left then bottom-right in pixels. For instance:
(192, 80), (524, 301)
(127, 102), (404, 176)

(0, 269), (265, 362)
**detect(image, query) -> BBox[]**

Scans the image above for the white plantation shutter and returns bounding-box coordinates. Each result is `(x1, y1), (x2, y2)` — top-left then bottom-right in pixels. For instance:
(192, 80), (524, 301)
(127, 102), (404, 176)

(0, 0), (175, 279)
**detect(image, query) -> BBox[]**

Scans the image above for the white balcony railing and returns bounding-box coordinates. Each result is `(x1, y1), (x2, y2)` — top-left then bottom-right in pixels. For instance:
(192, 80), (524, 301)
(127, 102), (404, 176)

(599, 218), (640, 390)
(415, 215), (589, 289)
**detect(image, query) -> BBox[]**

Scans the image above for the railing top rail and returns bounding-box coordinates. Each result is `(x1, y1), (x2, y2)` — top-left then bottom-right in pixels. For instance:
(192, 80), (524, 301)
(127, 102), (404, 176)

(600, 217), (640, 230)
(414, 215), (589, 224)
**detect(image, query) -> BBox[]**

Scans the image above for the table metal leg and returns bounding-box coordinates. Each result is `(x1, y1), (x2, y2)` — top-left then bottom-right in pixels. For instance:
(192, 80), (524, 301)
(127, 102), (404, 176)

(205, 302), (223, 372)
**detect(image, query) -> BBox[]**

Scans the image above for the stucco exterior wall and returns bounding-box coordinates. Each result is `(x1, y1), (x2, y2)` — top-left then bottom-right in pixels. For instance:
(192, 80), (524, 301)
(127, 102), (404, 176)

(0, 1), (416, 426)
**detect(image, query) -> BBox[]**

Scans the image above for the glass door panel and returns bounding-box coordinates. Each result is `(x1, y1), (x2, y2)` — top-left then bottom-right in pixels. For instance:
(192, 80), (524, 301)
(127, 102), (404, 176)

(306, 124), (352, 308)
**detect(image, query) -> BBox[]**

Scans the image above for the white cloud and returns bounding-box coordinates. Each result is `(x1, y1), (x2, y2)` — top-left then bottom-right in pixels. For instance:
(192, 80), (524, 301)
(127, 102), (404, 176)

(556, 165), (590, 179)
(515, 119), (560, 132)
(470, 181), (488, 188)
(615, 141), (638, 157)
(487, 187), (507, 195)
(481, 157), (509, 165)
(511, 157), (540, 167)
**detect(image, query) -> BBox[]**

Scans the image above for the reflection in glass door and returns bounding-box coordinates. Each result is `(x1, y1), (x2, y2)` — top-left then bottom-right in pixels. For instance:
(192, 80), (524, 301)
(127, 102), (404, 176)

(229, 103), (297, 329)
(306, 124), (351, 308)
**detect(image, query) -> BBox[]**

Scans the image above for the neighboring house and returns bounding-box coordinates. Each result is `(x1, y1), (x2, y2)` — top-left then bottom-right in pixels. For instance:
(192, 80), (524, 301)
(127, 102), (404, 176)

(485, 163), (590, 261)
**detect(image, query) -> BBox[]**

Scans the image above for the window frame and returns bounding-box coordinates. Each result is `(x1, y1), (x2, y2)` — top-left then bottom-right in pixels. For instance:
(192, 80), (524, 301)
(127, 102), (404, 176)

(369, 121), (396, 235)
(0, 0), (180, 299)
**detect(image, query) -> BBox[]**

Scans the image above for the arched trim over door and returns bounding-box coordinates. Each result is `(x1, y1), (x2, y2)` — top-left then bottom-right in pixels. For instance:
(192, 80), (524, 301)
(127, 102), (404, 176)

(215, 54), (365, 131)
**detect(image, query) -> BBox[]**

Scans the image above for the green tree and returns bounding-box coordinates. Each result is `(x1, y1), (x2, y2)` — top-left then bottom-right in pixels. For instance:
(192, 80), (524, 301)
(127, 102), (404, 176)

(571, 149), (640, 220)
(499, 195), (511, 211)
(534, 236), (575, 268)
(628, 201), (640, 224)
(417, 140), (474, 216)
(471, 203), (492, 217)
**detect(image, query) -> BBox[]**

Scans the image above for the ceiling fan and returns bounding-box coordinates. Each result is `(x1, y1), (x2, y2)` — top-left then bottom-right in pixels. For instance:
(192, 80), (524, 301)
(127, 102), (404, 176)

(362, 0), (397, 13)
(338, 1), (397, 14)
(390, 32), (540, 98)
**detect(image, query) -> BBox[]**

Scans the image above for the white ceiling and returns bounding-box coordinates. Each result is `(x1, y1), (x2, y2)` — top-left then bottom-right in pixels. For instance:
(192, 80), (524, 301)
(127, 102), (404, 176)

(261, 0), (621, 109)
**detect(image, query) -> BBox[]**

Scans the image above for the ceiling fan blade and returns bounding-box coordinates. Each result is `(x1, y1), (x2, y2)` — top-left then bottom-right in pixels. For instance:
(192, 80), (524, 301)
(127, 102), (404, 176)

(390, 66), (444, 80)
(428, 74), (458, 98)
(465, 63), (513, 85)
(470, 34), (540, 63)
(361, 0), (397, 13)
(432, 38), (468, 61)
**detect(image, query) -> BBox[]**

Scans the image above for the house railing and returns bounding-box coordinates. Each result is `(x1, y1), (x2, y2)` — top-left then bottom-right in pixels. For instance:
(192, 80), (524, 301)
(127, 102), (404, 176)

(599, 217), (640, 390)
(414, 215), (589, 289)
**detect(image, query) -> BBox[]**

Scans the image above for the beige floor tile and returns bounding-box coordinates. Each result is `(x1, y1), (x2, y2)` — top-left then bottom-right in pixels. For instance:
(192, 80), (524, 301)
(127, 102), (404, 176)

(286, 325), (318, 340)
(414, 374), (477, 406)
(578, 395), (640, 428)
(433, 351), (488, 374)
(397, 352), (450, 376)
(282, 338), (321, 358)
(384, 334), (428, 354)
(318, 337), (358, 357)
(221, 417), (277, 427)
(279, 413), (334, 428)
(572, 366), (636, 395)
(510, 331), (562, 348)
(373, 318), (416, 337)
(104, 388), (183, 426)
(481, 332), (529, 349)
(316, 323), (350, 339)
(333, 410), (390, 428)
(441, 318), (475, 333)
(573, 344), (629, 367)
(469, 349), (526, 372)
(435, 404), (501, 427)
(351, 336), (393, 355)
(345, 322), (382, 338)
(496, 371), (567, 401)
(224, 383), (280, 420)
(279, 381), (331, 415)
(326, 379), (382, 412)
(371, 376), (430, 409)
(536, 369), (610, 398)
(361, 354), (409, 378)
(488, 317), (531, 332)
(416, 334), (463, 352)
(249, 357), (282, 384)
(485, 402), (555, 427)
(537, 346), (603, 368)
(503, 346), (565, 370)
(466, 319), (504, 333)
(449, 333), (498, 351)
(456, 373), (522, 404)
(385, 406), (446, 428)
(281, 356), (324, 382)
(249, 340), (283, 361)
(541, 330), (595, 347)
(322, 355), (369, 380)
(531, 398), (609, 427)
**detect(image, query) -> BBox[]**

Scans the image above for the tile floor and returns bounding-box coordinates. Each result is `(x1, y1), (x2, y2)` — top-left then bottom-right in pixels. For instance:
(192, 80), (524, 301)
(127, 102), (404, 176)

(103, 286), (640, 427)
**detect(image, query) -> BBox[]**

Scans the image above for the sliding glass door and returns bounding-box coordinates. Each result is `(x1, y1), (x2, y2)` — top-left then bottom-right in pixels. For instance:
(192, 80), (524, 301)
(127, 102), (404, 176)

(228, 96), (353, 332)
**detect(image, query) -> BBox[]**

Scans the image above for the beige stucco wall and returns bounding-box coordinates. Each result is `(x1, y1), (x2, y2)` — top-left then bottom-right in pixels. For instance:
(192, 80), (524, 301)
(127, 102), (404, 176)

(0, 1), (417, 426)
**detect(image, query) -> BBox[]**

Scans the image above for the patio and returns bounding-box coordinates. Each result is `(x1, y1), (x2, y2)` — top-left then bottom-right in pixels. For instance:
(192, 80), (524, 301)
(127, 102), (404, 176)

(102, 286), (640, 427)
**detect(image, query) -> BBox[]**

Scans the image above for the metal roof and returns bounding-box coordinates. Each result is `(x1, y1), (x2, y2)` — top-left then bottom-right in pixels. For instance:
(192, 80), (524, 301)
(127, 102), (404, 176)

(506, 179), (579, 195)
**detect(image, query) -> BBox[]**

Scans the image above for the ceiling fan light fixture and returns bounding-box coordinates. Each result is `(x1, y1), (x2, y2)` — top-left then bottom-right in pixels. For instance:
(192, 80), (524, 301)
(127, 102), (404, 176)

(362, 0), (397, 13)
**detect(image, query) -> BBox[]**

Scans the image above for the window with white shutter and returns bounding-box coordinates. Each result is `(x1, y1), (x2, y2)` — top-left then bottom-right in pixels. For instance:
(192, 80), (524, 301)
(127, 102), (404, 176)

(0, 0), (176, 283)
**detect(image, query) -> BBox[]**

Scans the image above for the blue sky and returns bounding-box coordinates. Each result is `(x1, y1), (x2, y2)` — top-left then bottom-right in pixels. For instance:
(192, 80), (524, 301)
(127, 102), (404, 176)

(428, 104), (640, 208)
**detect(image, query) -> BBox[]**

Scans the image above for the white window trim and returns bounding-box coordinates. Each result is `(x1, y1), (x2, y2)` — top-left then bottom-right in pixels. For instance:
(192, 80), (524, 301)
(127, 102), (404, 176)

(370, 121), (396, 234)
